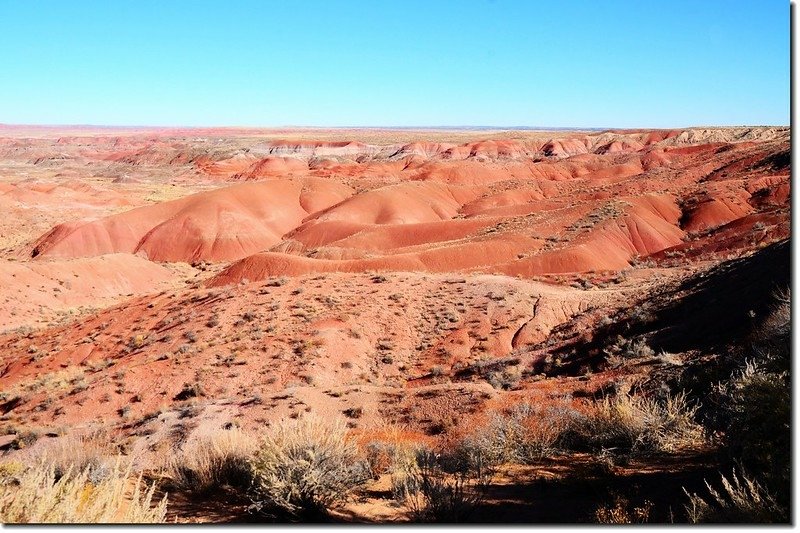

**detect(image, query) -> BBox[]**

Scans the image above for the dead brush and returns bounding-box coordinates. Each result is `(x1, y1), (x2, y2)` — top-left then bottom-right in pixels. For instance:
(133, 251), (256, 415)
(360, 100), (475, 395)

(683, 470), (787, 523)
(595, 496), (653, 524)
(563, 392), (705, 455)
(32, 430), (117, 479)
(0, 457), (166, 523)
(248, 416), (371, 519)
(165, 427), (256, 494)
(360, 422), (429, 480)
(391, 444), (495, 523)
(462, 402), (574, 464)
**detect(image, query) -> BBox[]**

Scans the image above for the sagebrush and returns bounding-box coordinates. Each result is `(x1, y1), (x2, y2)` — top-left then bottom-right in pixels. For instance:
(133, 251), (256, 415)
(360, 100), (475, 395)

(392, 445), (494, 522)
(249, 416), (370, 518)
(562, 391), (704, 454)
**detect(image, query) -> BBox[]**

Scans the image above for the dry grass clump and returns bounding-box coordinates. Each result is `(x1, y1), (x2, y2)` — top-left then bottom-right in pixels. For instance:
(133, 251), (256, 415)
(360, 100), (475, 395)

(33, 431), (116, 479)
(249, 416), (371, 519)
(722, 289), (790, 496)
(563, 392), (704, 454)
(361, 423), (426, 480)
(462, 392), (703, 464)
(690, 287), (791, 518)
(753, 287), (790, 343)
(595, 496), (653, 524)
(166, 427), (256, 494)
(684, 470), (787, 523)
(0, 367), (86, 404)
(0, 458), (166, 523)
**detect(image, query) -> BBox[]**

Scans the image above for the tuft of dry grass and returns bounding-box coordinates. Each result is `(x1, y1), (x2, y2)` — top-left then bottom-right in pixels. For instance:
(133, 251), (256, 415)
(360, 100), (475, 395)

(683, 470), (787, 523)
(595, 496), (653, 524)
(33, 431), (116, 479)
(0, 457), (166, 523)
(463, 402), (573, 464)
(0, 367), (86, 404)
(165, 427), (256, 494)
(359, 422), (434, 480)
(391, 446), (494, 523)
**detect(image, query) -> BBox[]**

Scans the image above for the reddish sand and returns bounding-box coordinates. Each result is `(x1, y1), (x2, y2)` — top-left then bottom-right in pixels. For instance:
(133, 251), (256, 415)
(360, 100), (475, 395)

(0, 254), (183, 331)
(0, 126), (789, 521)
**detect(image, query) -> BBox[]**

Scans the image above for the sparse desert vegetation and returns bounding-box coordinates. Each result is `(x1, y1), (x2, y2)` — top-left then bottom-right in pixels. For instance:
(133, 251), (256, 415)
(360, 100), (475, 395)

(248, 416), (371, 519)
(0, 125), (790, 523)
(0, 458), (166, 523)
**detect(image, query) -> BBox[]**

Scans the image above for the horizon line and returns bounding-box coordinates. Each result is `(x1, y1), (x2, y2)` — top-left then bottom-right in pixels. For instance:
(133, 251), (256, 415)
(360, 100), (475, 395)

(0, 123), (789, 132)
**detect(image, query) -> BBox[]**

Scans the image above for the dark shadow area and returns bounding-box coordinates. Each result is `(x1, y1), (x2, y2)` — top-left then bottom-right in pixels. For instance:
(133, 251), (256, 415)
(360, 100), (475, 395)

(645, 239), (789, 353)
(468, 452), (722, 523)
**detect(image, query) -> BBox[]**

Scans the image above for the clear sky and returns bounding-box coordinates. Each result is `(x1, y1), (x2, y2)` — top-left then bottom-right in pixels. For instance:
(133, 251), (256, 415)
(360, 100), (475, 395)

(0, 0), (789, 128)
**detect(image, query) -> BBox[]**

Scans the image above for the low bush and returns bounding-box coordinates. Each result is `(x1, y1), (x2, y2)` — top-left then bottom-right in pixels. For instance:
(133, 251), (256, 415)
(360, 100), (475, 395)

(166, 427), (256, 494)
(722, 362), (789, 485)
(595, 496), (653, 524)
(723, 290), (789, 500)
(392, 444), (495, 522)
(33, 431), (115, 480)
(248, 416), (371, 519)
(464, 403), (572, 464)
(0, 458), (166, 523)
(561, 392), (704, 454)
(694, 288), (790, 512)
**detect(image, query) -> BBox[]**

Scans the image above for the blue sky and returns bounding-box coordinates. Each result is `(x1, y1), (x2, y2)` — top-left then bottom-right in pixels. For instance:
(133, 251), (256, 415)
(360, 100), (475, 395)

(0, 0), (789, 127)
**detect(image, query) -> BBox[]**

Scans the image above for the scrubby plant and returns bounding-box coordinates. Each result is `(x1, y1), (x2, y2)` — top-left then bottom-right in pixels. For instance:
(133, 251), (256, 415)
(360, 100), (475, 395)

(392, 445), (495, 522)
(486, 366), (523, 390)
(7, 429), (40, 450)
(722, 361), (789, 479)
(248, 416), (370, 519)
(166, 427), (256, 494)
(174, 382), (204, 401)
(623, 339), (655, 359)
(464, 403), (572, 464)
(0, 458), (166, 523)
(562, 392), (704, 454)
(595, 496), (653, 524)
(684, 470), (787, 523)
(34, 432), (115, 480)
(694, 288), (790, 512)
(726, 290), (789, 490)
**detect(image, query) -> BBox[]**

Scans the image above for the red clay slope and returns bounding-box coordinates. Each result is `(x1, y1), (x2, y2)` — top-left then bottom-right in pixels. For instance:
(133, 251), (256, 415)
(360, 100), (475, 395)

(0, 254), (179, 331)
(30, 179), (353, 263)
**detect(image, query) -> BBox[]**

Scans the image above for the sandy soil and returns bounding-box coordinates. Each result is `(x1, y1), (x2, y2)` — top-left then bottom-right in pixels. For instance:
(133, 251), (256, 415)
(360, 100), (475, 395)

(0, 125), (789, 522)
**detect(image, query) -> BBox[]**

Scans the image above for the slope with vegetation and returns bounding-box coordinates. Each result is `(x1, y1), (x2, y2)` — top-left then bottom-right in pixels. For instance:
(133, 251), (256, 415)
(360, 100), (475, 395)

(0, 126), (790, 523)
